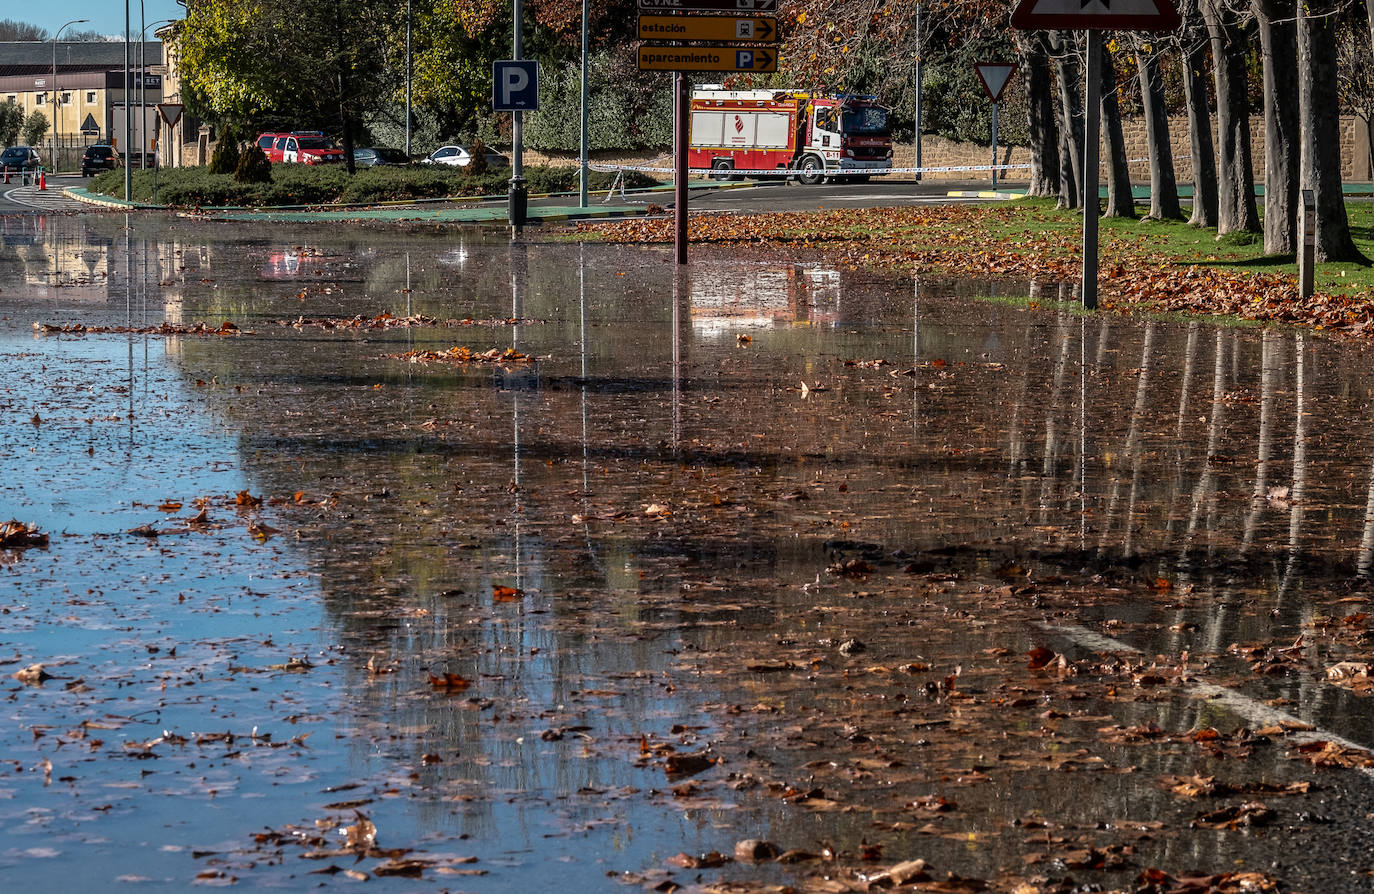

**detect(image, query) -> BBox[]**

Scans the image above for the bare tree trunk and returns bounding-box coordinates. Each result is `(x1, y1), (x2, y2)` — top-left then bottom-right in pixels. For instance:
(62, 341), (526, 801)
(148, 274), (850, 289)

(336, 5), (356, 175)
(1254, 0), (1299, 254)
(1178, 7), (1219, 227)
(1050, 31), (1083, 209)
(1301, 0), (1367, 261)
(1018, 30), (1060, 198)
(1136, 39), (1182, 219)
(1101, 46), (1137, 218)
(1201, 0), (1260, 233)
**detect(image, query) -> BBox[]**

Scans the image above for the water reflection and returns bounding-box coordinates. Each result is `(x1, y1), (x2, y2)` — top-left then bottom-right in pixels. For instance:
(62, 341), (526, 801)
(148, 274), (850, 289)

(8, 216), (1374, 889)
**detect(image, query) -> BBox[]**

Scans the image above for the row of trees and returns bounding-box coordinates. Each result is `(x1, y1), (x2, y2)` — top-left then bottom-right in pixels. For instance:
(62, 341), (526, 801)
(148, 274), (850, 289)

(0, 105), (48, 148)
(171, 0), (1371, 261)
(1012, 0), (1364, 263)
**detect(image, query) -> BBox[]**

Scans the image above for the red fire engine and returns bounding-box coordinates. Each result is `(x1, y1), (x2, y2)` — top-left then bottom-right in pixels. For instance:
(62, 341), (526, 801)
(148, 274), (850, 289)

(688, 88), (892, 184)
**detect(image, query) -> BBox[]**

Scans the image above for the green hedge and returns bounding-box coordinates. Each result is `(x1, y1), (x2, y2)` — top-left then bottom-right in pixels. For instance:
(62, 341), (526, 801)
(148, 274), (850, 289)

(85, 164), (660, 207)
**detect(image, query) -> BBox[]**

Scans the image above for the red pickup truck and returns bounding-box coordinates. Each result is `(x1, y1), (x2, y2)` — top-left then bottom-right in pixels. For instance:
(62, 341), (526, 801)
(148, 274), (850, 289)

(255, 131), (344, 165)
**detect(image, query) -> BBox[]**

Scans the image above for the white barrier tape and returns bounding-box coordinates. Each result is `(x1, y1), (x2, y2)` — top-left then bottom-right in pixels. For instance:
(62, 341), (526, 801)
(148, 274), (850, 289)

(590, 162), (1034, 177)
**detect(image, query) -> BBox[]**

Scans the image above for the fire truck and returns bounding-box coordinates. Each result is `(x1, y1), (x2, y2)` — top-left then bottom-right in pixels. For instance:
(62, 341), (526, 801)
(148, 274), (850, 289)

(688, 88), (892, 184)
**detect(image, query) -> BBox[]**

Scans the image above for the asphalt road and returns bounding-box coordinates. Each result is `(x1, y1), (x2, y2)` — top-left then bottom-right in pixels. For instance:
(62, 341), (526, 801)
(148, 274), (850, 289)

(679, 177), (1019, 214)
(0, 173), (88, 212)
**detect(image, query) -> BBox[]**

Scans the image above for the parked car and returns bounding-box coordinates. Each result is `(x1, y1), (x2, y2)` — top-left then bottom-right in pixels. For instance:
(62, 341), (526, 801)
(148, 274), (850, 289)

(353, 147), (411, 167)
(81, 144), (119, 176)
(424, 145), (509, 169)
(255, 131), (344, 165)
(0, 146), (41, 171)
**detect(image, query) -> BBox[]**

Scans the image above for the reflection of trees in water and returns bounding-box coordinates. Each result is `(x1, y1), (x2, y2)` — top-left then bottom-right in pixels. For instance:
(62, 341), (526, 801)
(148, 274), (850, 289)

(155, 251), (1374, 810)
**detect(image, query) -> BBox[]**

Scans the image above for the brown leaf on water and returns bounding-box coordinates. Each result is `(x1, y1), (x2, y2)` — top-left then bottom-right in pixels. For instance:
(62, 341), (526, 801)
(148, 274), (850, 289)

(342, 812), (376, 851)
(247, 522), (280, 540)
(492, 585), (523, 602)
(374, 858), (431, 877)
(664, 752), (715, 778)
(427, 672), (471, 692)
(234, 490), (262, 507)
(667, 850), (730, 869)
(1026, 647), (1057, 670)
(863, 858), (930, 888)
(12, 663), (53, 684)
(1192, 802), (1276, 830)
(0, 520), (48, 549)
(157, 501), (182, 513)
(734, 839), (781, 862)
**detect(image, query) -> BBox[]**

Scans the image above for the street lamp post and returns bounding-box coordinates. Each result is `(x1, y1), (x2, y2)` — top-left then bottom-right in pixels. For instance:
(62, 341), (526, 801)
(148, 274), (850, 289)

(405, 0), (411, 157)
(52, 18), (89, 175)
(124, 1), (131, 200)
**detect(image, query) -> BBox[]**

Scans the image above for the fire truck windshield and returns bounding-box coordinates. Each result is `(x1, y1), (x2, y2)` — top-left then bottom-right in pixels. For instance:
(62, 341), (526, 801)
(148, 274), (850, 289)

(841, 106), (889, 135)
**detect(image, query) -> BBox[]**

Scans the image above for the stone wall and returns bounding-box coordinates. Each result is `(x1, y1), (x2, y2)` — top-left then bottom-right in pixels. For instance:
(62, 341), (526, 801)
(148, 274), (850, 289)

(551, 116), (1374, 184)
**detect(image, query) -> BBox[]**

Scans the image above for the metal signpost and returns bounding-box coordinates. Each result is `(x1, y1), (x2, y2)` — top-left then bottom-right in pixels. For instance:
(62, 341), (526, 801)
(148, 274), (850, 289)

(493, 59), (540, 233)
(973, 62), (1017, 189)
(638, 0), (776, 10)
(1011, 0), (1180, 310)
(635, 0), (781, 264)
(154, 102), (183, 204)
(637, 15), (776, 41)
(637, 46), (776, 72)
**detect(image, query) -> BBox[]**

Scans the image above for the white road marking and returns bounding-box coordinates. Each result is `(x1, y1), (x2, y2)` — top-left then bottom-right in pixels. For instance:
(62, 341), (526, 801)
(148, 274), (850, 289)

(1040, 622), (1374, 773)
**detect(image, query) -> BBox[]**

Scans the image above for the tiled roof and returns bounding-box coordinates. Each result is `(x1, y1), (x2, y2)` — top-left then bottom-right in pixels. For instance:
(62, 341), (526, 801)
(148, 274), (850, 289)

(0, 42), (162, 70)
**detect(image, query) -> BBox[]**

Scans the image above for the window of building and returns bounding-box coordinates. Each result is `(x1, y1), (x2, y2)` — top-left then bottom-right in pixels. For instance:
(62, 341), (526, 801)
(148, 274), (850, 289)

(61, 92), (70, 105)
(5, 95), (14, 103)
(35, 94), (44, 105)
(86, 92), (96, 104)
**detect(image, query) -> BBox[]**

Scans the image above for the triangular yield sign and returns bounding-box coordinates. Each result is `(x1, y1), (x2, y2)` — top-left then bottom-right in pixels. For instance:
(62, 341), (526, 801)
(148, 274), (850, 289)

(975, 63), (1017, 103)
(157, 103), (184, 128)
(79, 113), (99, 134)
(1011, 0), (1181, 31)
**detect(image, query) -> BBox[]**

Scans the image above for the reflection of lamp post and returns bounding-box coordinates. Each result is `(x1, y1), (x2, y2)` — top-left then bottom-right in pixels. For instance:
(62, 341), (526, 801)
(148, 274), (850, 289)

(52, 18), (88, 174)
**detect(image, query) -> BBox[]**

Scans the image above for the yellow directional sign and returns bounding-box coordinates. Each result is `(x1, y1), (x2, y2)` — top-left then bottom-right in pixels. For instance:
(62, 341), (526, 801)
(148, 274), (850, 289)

(637, 14), (777, 42)
(638, 44), (777, 72)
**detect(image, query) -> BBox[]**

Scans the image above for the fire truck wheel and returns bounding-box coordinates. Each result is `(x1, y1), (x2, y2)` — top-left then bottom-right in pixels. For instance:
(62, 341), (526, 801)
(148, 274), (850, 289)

(797, 155), (825, 185)
(711, 160), (734, 181)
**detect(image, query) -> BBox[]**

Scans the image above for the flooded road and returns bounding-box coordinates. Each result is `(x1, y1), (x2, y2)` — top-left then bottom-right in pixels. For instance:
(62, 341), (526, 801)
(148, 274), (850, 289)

(4, 213), (1374, 891)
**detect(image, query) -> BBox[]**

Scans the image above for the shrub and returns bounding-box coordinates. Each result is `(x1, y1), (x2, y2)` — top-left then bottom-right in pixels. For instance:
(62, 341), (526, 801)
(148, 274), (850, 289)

(235, 144), (272, 183)
(81, 162), (662, 207)
(208, 139), (240, 175)
(464, 138), (489, 177)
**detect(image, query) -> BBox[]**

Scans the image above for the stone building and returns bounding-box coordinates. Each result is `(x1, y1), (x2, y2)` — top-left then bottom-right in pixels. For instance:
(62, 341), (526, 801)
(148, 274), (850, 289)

(0, 40), (163, 171)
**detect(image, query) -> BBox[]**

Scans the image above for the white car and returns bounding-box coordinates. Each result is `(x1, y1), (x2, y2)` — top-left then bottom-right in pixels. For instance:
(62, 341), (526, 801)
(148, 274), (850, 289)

(425, 145), (510, 168)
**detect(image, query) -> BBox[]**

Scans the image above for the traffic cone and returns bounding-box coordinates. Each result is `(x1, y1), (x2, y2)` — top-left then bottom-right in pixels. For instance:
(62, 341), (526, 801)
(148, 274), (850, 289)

(38, 169), (45, 191)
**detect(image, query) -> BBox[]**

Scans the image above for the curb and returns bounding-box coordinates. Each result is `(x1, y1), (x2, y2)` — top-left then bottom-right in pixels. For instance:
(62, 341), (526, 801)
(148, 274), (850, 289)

(945, 190), (1023, 200)
(62, 177), (751, 216)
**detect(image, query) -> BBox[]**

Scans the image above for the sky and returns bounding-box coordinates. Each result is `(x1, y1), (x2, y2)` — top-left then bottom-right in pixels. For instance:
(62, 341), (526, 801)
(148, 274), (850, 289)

(30, 1), (185, 40)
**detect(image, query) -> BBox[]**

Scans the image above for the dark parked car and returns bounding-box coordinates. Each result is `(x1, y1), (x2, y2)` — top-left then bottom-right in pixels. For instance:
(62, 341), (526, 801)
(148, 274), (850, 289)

(353, 147), (411, 167)
(0, 146), (41, 171)
(81, 145), (119, 176)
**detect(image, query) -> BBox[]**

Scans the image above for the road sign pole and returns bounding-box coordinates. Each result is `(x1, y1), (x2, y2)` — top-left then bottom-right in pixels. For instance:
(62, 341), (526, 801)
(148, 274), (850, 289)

(509, 0), (527, 234)
(990, 102), (999, 189)
(675, 72), (688, 265)
(1082, 31), (1101, 311)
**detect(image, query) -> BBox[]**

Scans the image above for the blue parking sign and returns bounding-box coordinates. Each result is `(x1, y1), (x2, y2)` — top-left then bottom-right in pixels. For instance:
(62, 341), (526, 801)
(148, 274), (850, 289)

(493, 60), (539, 111)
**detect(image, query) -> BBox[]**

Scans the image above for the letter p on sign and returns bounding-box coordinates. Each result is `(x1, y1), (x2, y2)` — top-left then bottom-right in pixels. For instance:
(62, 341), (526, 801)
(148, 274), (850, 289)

(493, 60), (540, 112)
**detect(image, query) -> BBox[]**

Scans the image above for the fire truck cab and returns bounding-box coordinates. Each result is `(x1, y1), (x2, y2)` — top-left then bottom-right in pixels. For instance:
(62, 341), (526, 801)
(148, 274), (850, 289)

(688, 88), (892, 184)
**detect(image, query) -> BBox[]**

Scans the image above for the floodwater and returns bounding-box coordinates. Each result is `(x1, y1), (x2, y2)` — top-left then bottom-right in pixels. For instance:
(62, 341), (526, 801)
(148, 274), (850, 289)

(4, 213), (1374, 891)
